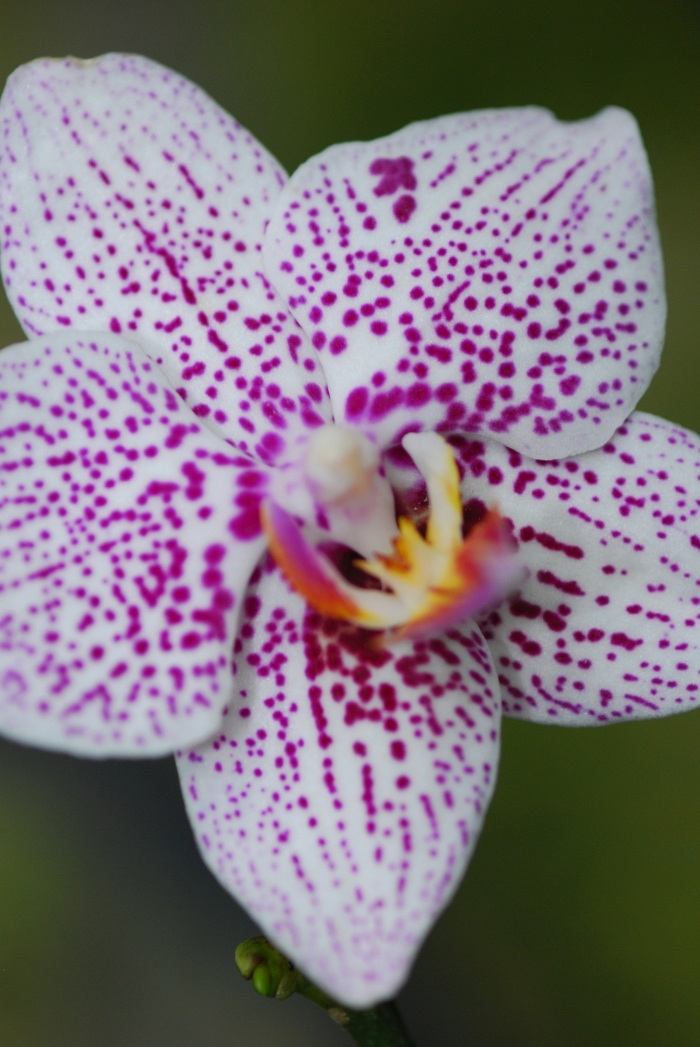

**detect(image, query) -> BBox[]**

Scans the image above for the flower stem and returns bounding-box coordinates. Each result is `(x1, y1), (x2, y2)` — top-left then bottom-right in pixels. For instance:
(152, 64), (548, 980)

(235, 936), (417, 1047)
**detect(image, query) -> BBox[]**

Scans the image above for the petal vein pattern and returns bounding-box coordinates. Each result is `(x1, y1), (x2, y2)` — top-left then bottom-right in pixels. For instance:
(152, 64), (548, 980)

(0, 332), (268, 755)
(442, 412), (700, 723)
(0, 54), (331, 463)
(265, 107), (664, 458)
(177, 561), (500, 1007)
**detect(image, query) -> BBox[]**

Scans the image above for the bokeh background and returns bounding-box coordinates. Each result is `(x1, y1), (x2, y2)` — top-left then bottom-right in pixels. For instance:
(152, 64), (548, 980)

(0, 1), (699, 1044)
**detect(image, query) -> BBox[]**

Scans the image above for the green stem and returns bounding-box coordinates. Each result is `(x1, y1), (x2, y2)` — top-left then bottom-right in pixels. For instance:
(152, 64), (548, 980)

(323, 1000), (417, 1047)
(235, 936), (417, 1047)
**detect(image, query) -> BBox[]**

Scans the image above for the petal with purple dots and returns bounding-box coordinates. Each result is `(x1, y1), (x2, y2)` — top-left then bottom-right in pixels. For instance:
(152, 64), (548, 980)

(177, 559), (501, 1007)
(441, 412), (700, 723)
(0, 54), (331, 463)
(0, 331), (268, 755)
(265, 107), (663, 457)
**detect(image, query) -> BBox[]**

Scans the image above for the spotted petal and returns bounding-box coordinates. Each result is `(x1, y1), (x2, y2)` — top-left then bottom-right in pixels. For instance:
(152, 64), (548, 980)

(265, 107), (663, 458)
(0, 331), (268, 755)
(0, 54), (330, 464)
(433, 412), (700, 724)
(177, 559), (500, 1007)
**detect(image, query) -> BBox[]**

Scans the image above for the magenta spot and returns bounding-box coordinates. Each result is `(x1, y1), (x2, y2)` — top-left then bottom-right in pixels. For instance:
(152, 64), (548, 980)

(426, 344), (452, 363)
(436, 383), (457, 402)
(393, 195), (417, 223)
(396, 775), (411, 790)
(510, 630), (542, 657)
(390, 740), (406, 761)
(476, 383), (496, 412)
(543, 610), (566, 632)
(559, 375), (581, 396)
(230, 502), (263, 541)
(346, 386), (369, 420)
(330, 336), (347, 355)
(611, 632), (642, 651)
(379, 683), (397, 711)
(538, 570), (584, 597)
(238, 470), (267, 489)
(370, 386), (403, 420)
(214, 589), (234, 611)
(370, 156), (417, 197)
(202, 569), (223, 589)
(181, 632), (201, 649)
(511, 598), (541, 619)
(345, 702), (366, 726)
(406, 383), (431, 407)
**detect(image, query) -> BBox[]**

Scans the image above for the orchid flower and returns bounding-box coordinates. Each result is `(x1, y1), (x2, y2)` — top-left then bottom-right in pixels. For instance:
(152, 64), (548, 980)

(0, 53), (698, 1011)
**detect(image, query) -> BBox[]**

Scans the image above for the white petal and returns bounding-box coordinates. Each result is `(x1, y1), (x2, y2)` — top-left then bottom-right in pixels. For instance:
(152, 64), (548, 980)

(443, 413), (700, 723)
(177, 560), (500, 1007)
(0, 54), (330, 462)
(0, 332), (267, 755)
(265, 107), (663, 457)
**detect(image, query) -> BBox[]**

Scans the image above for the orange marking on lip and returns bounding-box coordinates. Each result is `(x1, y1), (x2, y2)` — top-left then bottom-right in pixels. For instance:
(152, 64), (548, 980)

(261, 499), (376, 623)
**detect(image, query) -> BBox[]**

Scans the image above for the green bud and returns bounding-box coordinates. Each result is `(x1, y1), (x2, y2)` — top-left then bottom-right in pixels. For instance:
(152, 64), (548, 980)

(252, 963), (273, 998)
(235, 937), (417, 1045)
(234, 936), (302, 1000)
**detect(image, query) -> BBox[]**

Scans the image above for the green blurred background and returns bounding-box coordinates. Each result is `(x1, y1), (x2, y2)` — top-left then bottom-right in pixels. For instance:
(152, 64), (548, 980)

(0, 1), (699, 1043)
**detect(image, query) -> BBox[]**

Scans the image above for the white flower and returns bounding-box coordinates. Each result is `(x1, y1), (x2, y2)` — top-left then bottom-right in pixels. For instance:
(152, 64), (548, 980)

(0, 53), (695, 1008)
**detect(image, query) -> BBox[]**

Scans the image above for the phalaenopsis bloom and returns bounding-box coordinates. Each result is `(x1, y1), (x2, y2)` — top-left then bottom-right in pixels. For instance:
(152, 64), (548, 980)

(0, 53), (697, 1007)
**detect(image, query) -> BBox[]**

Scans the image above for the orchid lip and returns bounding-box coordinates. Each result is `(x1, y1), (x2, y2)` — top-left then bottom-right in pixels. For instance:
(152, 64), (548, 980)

(261, 429), (520, 640)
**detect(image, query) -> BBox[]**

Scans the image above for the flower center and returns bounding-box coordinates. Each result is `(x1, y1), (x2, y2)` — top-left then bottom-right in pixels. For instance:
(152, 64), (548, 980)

(261, 426), (518, 642)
